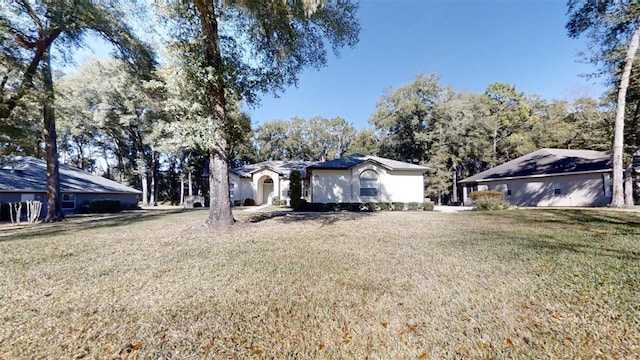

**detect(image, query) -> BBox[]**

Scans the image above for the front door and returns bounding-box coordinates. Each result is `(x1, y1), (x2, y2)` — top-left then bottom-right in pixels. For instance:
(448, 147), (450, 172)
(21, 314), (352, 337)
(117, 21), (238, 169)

(262, 178), (274, 204)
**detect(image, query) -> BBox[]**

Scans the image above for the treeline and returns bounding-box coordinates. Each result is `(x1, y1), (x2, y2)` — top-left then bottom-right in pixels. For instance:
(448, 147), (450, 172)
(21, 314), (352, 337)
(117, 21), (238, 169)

(2, 59), (619, 204)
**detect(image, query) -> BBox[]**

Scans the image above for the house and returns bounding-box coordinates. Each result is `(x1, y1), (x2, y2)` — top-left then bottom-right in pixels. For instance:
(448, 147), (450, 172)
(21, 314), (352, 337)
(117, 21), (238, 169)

(229, 160), (316, 205)
(0, 156), (140, 218)
(229, 154), (430, 205)
(307, 154), (429, 204)
(459, 148), (613, 207)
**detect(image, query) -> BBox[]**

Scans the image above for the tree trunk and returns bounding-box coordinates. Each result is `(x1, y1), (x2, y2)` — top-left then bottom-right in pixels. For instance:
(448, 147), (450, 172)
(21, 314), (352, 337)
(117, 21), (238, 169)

(42, 50), (64, 223)
(150, 151), (159, 206)
(611, 22), (640, 207)
(624, 162), (635, 207)
(194, 0), (235, 226)
(140, 166), (148, 206)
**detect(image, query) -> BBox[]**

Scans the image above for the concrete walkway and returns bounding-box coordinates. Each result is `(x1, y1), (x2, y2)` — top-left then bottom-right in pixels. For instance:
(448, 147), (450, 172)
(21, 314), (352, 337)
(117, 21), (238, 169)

(433, 205), (473, 213)
(241, 204), (272, 212)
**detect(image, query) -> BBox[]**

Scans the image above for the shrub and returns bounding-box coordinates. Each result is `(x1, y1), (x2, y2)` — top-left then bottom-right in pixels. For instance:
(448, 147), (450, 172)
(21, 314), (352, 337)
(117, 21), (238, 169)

(473, 197), (510, 211)
(298, 199), (309, 211)
(365, 202), (378, 212)
(271, 196), (280, 205)
(233, 200), (242, 207)
(310, 202), (325, 212)
(392, 202), (404, 211)
(326, 202), (338, 211)
(243, 198), (256, 206)
(423, 201), (435, 211)
(290, 170), (302, 210)
(338, 202), (350, 211)
(470, 190), (505, 201)
(281, 199), (288, 207)
(407, 202), (420, 211)
(379, 202), (391, 211)
(83, 199), (121, 213)
(349, 202), (364, 212)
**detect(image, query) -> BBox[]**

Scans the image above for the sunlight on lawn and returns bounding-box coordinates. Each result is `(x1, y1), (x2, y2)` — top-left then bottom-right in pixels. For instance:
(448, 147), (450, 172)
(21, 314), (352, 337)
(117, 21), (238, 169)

(1, 209), (638, 358)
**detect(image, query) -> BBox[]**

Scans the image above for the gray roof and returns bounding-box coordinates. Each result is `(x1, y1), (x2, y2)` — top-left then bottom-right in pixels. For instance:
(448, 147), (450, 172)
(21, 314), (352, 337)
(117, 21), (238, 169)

(307, 154), (430, 171)
(460, 148), (612, 183)
(0, 156), (141, 193)
(230, 160), (318, 179)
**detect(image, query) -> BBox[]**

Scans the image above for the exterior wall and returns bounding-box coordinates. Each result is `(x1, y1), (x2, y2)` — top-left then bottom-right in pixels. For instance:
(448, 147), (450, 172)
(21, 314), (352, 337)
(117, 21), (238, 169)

(311, 169), (352, 203)
(251, 169), (281, 205)
(229, 174), (254, 204)
(1, 191), (137, 221)
(462, 172), (611, 207)
(310, 164), (425, 203)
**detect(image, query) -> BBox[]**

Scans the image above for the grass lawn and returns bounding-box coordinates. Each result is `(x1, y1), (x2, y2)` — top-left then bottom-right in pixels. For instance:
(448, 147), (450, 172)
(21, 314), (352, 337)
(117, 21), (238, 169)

(1, 208), (638, 359)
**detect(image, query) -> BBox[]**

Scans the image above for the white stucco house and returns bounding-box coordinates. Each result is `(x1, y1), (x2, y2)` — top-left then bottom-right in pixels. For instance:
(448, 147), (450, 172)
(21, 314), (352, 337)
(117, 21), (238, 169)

(229, 154), (430, 205)
(459, 148), (614, 207)
(307, 154), (429, 203)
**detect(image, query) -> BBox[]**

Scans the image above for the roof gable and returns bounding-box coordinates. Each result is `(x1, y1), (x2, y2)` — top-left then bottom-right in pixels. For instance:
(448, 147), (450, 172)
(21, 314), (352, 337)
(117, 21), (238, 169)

(460, 148), (612, 183)
(0, 157), (141, 193)
(308, 154), (430, 171)
(231, 160), (317, 178)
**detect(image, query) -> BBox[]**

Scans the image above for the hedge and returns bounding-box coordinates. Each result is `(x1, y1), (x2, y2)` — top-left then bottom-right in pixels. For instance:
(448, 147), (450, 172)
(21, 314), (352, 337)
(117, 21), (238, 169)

(470, 190), (505, 201)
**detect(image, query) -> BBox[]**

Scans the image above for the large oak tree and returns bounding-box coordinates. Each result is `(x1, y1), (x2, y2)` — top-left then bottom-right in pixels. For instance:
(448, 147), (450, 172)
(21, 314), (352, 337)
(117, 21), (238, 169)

(162, 0), (359, 226)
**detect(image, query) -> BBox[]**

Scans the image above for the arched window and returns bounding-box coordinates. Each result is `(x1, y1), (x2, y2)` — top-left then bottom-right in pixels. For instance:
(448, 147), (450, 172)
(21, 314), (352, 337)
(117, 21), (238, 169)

(359, 170), (379, 197)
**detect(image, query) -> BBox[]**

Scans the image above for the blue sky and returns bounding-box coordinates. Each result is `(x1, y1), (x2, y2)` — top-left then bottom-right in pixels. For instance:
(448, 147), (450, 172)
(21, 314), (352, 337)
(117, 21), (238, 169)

(67, 1), (604, 130)
(246, 0), (604, 130)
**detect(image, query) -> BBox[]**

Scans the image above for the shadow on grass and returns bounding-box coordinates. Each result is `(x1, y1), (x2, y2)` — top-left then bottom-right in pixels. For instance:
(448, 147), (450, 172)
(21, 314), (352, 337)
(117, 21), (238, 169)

(243, 210), (373, 226)
(479, 209), (640, 261)
(498, 208), (640, 231)
(0, 208), (193, 242)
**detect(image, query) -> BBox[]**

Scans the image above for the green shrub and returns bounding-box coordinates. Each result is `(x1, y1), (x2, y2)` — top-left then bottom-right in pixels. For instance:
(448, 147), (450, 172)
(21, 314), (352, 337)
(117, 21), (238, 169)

(233, 200), (242, 207)
(349, 202), (364, 212)
(365, 202), (378, 212)
(271, 196), (280, 205)
(281, 199), (288, 207)
(83, 199), (121, 213)
(473, 197), (510, 211)
(338, 202), (350, 211)
(243, 198), (256, 206)
(290, 170), (302, 210)
(310, 203), (326, 212)
(326, 202), (338, 211)
(407, 202), (420, 211)
(379, 202), (391, 211)
(298, 199), (309, 211)
(392, 202), (405, 211)
(423, 201), (435, 211)
(470, 190), (505, 201)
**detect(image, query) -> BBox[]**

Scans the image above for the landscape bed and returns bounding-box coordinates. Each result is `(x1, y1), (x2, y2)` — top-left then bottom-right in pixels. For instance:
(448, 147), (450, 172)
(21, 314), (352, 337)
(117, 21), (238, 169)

(0, 208), (638, 358)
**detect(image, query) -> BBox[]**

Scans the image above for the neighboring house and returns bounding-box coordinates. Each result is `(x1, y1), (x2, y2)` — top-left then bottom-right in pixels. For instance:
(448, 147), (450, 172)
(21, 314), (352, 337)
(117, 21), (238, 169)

(307, 154), (429, 204)
(0, 156), (140, 218)
(229, 154), (430, 205)
(459, 148), (613, 207)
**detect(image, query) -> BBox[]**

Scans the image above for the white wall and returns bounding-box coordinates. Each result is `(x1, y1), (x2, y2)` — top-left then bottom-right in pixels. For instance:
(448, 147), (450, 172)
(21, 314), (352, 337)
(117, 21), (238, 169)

(311, 163), (425, 203)
(311, 169), (352, 203)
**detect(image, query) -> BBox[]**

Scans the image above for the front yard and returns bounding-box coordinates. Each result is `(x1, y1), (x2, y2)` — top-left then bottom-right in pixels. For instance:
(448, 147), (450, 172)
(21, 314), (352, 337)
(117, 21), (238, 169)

(1, 208), (638, 358)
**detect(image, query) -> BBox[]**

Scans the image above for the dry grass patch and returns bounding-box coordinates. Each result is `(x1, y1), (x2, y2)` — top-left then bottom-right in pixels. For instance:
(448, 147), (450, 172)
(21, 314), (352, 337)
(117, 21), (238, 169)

(1, 208), (638, 359)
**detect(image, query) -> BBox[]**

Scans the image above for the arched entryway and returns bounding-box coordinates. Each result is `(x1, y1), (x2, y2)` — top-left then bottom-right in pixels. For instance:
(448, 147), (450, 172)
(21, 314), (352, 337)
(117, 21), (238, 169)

(257, 175), (275, 205)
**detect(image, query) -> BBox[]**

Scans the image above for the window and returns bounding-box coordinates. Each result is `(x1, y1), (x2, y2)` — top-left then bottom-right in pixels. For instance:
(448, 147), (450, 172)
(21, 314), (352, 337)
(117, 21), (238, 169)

(61, 193), (75, 209)
(553, 183), (562, 195)
(506, 184), (512, 196)
(359, 170), (379, 197)
(230, 182), (236, 197)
